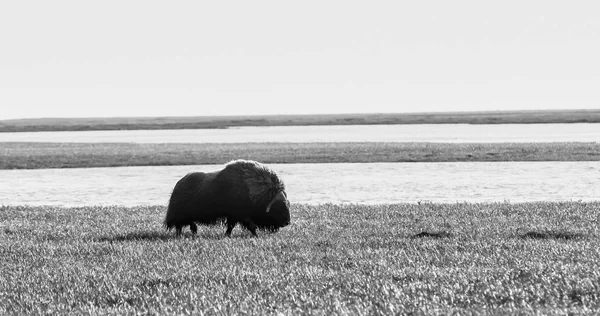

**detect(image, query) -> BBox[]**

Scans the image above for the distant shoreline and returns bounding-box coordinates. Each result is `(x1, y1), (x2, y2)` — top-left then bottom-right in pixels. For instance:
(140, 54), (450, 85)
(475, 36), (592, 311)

(1, 109), (599, 133)
(2, 142), (599, 169)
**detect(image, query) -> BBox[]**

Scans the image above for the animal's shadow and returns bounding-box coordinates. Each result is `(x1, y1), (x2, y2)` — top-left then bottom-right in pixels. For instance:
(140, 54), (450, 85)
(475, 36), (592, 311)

(94, 230), (224, 242)
(94, 228), (266, 243)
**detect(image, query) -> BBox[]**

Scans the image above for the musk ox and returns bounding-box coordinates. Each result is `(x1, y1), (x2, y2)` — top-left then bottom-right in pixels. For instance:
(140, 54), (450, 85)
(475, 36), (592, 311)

(164, 159), (291, 237)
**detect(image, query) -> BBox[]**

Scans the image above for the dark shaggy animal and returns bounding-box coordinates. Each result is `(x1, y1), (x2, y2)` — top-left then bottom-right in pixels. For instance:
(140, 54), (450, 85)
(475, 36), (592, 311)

(164, 160), (291, 237)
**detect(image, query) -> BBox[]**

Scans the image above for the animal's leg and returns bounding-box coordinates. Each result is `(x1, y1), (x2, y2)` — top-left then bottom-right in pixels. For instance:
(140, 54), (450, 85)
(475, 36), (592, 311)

(240, 218), (258, 237)
(190, 223), (198, 235)
(225, 220), (237, 237)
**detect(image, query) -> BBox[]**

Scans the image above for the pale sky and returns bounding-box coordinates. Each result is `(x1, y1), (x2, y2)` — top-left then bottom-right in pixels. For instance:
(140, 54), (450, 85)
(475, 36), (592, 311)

(1, 1), (599, 120)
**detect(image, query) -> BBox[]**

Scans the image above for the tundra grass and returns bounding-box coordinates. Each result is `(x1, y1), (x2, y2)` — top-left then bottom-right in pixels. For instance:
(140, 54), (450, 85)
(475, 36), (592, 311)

(1, 109), (600, 132)
(2, 142), (600, 169)
(1, 202), (599, 315)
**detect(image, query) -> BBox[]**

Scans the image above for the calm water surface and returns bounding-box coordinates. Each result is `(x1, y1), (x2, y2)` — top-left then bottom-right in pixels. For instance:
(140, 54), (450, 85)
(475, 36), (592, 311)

(1, 162), (598, 206)
(1, 123), (599, 143)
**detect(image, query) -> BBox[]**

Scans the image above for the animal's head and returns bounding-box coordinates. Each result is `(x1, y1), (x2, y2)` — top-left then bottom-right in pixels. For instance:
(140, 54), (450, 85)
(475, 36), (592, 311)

(265, 191), (291, 228)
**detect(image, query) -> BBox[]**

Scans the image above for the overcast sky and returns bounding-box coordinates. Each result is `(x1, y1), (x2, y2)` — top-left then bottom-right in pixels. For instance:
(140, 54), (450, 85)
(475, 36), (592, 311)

(1, 1), (598, 119)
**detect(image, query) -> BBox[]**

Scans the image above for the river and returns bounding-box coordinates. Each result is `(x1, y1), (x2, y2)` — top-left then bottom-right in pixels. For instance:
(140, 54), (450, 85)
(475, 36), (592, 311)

(1, 123), (599, 143)
(1, 162), (598, 206)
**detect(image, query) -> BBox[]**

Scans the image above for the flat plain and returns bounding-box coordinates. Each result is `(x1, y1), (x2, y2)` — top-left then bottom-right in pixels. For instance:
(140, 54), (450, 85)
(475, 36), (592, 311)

(1, 202), (599, 315)
(2, 113), (600, 314)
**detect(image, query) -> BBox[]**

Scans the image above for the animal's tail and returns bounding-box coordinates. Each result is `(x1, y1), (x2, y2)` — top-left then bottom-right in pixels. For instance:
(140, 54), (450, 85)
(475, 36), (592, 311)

(163, 172), (205, 230)
(163, 201), (176, 230)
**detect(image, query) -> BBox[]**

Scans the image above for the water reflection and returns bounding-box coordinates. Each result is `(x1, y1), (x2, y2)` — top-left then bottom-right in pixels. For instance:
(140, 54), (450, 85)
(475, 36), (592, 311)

(1, 162), (598, 206)
(1, 123), (599, 143)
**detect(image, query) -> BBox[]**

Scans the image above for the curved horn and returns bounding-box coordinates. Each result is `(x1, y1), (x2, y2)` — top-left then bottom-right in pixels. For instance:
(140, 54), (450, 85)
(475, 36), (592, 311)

(266, 191), (287, 213)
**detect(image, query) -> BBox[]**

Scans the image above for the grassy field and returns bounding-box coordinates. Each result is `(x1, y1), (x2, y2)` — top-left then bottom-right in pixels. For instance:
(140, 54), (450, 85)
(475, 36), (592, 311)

(1, 109), (599, 132)
(2, 142), (600, 169)
(1, 202), (599, 314)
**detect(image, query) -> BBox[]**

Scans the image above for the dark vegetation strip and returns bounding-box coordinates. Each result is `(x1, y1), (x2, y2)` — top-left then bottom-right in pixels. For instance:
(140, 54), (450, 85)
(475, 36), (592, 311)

(1, 109), (600, 132)
(520, 230), (587, 240)
(1, 142), (599, 169)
